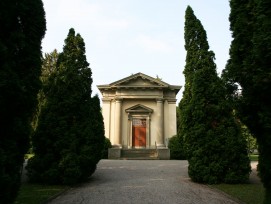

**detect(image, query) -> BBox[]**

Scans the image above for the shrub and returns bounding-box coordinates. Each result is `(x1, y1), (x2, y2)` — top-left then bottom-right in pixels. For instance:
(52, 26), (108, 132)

(102, 138), (112, 159)
(168, 135), (186, 160)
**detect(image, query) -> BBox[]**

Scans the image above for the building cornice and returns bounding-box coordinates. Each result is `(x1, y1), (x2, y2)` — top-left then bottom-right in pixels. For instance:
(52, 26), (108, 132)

(97, 73), (182, 95)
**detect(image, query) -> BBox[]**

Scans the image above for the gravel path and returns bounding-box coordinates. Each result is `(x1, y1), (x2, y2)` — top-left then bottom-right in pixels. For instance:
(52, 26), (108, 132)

(47, 160), (241, 204)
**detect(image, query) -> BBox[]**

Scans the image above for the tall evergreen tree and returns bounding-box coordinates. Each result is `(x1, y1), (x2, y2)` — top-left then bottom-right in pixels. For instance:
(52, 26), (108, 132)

(0, 1), (46, 203)
(27, 28), (105, 185)
(223, 0), (271, 202)
(179, 6), (250, 184)
(178, 4), (211, 158)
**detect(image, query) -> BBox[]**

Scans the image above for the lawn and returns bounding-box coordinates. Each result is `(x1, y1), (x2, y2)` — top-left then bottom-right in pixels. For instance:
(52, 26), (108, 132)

(15, 184), (67, 204)
(211, 183), (264, 204)
(211, 155), (264, 204)
(249, 154), (259, 161)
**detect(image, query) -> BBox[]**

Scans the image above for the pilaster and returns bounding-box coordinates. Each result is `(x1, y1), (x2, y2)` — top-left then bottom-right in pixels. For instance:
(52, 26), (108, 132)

(156, 98), (165, 147)
(114, 98), (122, 147)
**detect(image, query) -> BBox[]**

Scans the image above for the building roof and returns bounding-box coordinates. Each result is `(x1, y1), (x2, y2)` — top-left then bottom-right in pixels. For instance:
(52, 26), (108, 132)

(97, 72), (181, 94)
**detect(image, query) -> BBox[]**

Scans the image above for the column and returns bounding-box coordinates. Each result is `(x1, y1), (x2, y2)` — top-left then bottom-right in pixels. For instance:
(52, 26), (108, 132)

(114, 98), (122, 147)
(156, 99), (165, 147)
(146, 114), (151, 148)
(127, 113), (132, 149)
(102, 98), (111, 141)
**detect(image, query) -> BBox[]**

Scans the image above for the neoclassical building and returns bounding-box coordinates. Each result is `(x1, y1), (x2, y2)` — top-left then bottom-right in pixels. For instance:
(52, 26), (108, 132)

(97, 73), (181, 156)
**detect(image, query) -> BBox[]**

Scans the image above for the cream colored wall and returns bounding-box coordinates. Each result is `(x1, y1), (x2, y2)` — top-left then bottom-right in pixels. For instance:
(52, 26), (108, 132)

(117, 89), (163, 99)
(168, 102), (177, 137)
(163, 100), (177, 146)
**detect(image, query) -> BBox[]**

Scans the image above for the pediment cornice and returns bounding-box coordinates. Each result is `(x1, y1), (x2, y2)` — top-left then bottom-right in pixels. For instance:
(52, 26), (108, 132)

(110, 72), (168, 87)
(97, 72), (181, 94)
(125, 104), (153, 113)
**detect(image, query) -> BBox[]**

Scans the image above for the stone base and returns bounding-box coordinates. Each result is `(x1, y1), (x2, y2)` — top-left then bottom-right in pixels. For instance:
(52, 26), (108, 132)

(108, 147), (170, 160)
(157, 148), (170, 160)
(108, 148), (121, 159)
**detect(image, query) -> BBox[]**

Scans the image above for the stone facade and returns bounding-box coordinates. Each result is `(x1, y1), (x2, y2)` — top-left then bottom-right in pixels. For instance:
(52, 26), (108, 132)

(97, 73), (181, 155)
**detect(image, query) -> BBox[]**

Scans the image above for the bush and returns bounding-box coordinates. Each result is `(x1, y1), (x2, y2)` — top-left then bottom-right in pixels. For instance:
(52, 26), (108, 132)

(101, 138), (112, 159)
(168, 135), (186, 160)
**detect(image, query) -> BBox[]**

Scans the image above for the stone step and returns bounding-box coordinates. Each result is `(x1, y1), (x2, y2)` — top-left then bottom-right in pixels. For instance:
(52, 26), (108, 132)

(121, 157), (159, 160)
(121, 149), (158, 159)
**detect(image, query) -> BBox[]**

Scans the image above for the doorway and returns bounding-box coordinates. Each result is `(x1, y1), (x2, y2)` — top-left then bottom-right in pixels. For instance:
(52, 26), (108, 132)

(132, 118), (146, 148)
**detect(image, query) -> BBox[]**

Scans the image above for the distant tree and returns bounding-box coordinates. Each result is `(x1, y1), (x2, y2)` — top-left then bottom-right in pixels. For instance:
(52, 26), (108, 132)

(0, 0), (46, 203)
(32, 50), (59, 132)
(241, 125), (257, 154)
(40, 50), (59, 84)
(223, 0), (271, 202)
(179, 6), (250, 184)
(173, 107), (186, 159)
(27, 28), (105, 185)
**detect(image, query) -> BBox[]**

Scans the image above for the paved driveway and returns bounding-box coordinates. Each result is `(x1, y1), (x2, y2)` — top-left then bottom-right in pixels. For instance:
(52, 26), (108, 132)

(48, 160), (240, 204)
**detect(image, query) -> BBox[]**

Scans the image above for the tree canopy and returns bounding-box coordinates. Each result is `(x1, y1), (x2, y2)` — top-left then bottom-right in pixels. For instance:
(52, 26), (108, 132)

(0, 1), (46, 203)
(223, 0), (271, 202)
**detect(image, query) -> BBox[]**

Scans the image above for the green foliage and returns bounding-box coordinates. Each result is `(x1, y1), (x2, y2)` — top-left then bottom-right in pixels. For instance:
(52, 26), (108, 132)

(223, 0), (271, 202)
(27, 28), (105, 185)
(168, 135), (186, 160)
(179, 6), (250, 185)
(242, 125), (258, 153)
(0, 0), (46, 203)
(31, 50), (59, 136)
(212, 183), (265, 204)
(102, 138), (112, 159)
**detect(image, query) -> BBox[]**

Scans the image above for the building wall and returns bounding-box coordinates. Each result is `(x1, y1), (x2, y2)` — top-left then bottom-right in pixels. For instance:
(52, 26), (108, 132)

(102, 96), (177, 148)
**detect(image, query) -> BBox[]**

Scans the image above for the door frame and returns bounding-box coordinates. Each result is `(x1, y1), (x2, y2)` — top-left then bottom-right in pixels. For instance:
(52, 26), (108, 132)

(125, 104), (153, 149)
(129, 115), (150, 148)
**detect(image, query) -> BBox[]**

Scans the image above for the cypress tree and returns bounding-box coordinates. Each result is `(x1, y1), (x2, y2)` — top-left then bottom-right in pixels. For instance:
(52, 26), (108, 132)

(27, 28), (105, 185)
(180, 6), (250, 184)
(223, 0), (271, 202)
(0, 1), (46, 203)
(178, 5), (210, 159)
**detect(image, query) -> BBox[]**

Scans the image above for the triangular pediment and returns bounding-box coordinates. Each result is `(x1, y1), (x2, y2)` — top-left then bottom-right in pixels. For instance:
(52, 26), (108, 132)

(97, 72), (182, 94)
(125, 104), (153, 113)
(110, 73), (169, 88)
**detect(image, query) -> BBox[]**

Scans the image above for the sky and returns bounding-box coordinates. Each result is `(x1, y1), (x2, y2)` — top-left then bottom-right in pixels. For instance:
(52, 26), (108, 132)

(42, 0), (232, 104)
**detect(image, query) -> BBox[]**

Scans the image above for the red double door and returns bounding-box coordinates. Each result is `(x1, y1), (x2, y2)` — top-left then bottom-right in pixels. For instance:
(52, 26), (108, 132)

(132, 119), (146, 147)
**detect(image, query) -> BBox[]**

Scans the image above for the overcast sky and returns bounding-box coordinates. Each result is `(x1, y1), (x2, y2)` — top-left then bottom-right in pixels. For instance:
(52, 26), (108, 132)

(42, 0), (232, 103)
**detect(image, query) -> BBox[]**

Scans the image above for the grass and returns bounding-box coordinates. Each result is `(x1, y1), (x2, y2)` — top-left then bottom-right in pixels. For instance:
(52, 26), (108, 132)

(211, 183), (264, 204)
(24, 154), (34, 159)
(211, 155), (264, 204)
(249, 154), (259, 161)
(15, 183), (67, 204)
